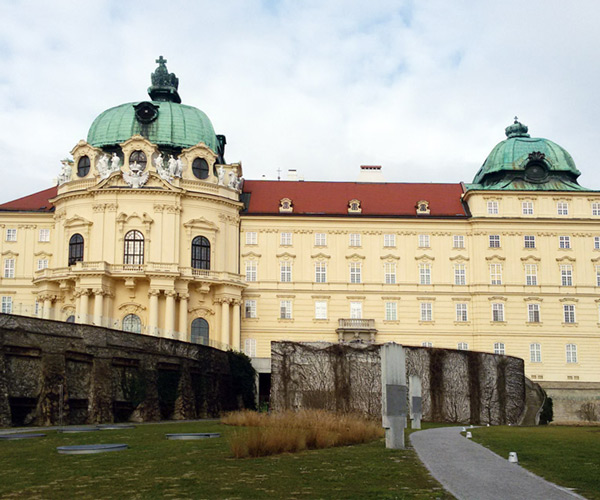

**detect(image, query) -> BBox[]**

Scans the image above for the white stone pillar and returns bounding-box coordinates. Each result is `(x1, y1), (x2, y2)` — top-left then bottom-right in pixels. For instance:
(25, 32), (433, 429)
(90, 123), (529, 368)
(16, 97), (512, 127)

(93, 289), (104, 326)
(409, 375), (423, 430)
(149, 289), (160, 335)
(178, 293), (189, 341)
(220, 299), (230, 348)
(43, 296), (52, 320)
(79, 290), (89, 324)
(381, 343), (407, 449)
(165, 290), (176, 338)
(231, 299), (241, 350)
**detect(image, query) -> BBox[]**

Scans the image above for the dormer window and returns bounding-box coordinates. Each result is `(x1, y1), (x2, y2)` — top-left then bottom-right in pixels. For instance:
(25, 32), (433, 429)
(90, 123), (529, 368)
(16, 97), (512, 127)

(129, 150), (147, 171)
(77, 156), (90, 177)
(279, 198), (293, 213)
(348, 199), (362, 213)
(416, 200), (430, 215)
(192, 157), (209, 179)
(524, 152), (548, 182)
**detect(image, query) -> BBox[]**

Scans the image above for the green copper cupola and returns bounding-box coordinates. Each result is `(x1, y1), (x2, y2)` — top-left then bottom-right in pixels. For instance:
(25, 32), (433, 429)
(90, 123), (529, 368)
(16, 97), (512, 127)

(469, 118), (588, 191)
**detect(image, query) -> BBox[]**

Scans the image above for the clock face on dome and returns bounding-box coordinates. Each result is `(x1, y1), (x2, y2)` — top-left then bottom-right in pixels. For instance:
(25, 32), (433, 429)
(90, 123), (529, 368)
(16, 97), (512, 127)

(525, 163), (548, 182)
(134, 102), (159, 124)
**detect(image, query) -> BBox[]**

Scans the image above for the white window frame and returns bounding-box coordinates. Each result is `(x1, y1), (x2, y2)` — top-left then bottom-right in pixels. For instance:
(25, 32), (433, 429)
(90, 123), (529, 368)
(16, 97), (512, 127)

(384, 262), (396, 284)
(457, 342), (468, 351)
(4, 259), (15, 278)
(5, 229), (16, 242)
(280, 300), (292, 319)
(563, 304), (576, 324)
(524, 235), (536, 249)
(594, 236), (600, 250)
(37, 259), (49, 271)
(245, 231), (257, 245)
(1, 296), (12, 314)
(418, 234), (430, 248)
(350, 262), (362, 284)
(528, 303), (540, 323)
(559, 236), (571, 249)
(349, 233), (361, 247)
(454, 264), (466, 285)
(420, 302), (433, 322)
(593, 202), (600, 216)
(245, 261), (257, 282)
(522, 201), (534, 215)
(314, 233), (327, 246)
(566, 343), (577, 363)
(557, 201), (569, 215)
(596, 265), (600, 287)
(422, 341), (433, 348)
(530, 343), (542, 363)
(384, 234), (396, 247)
(280, 232), (292, 246)
(244, 300), (257, 319)
(385, 301), (397, 321)
(487, 200), (499, 214)
(489, 235), (500, 248)
(38, 229), (50, 242)
(419, 263), (431, 285)
(494, 342), (505, 355)
(315, 301), (328, 320)
(560, 265), (573, 286)
(490, 264), (502, 285)
(455, 303), (468, 322)
(453, 235), (465, 248)
(350, 302), (363, 319)
(315, 262), (327, 283)
(280, 261), (292, 282)
(525, 264), (537, 286)
(244, 338), (256, 357)
(491, 302), (504, 322)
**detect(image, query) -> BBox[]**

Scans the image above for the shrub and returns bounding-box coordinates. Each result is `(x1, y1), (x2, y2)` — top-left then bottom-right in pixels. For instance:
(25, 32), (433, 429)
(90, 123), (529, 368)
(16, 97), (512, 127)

(577, 402), (599, 422)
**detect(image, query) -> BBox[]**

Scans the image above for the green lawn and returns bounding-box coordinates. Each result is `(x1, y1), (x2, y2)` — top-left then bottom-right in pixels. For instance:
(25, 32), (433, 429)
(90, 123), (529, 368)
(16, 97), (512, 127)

(0, 422), (452, 499)
(471, 425), (600, 500)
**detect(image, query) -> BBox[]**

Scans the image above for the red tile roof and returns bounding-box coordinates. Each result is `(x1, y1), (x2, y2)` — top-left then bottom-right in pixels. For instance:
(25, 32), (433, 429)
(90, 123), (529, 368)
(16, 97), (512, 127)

(0, 186), (57, 212)
(242, 181), (468, 217)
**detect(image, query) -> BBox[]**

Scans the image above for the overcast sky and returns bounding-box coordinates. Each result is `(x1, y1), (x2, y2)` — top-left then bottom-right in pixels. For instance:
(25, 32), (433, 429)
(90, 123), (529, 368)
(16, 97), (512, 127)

(1, 0), (599, 202)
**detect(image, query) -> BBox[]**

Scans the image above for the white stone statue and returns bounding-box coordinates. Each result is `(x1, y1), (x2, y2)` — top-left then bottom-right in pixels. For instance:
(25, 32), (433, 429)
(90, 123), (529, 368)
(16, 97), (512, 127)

(154, 154), (171, 182)
(96, 154), (110, 179)
(58, 160), (72, 185)
(174, 158), (183, 178)
(228, 170), (238, 189)
(110, 153), (121, 173)
(166, 155), (183, 178)
(122, 161), (149, 188)
(236, 176), (244, 192)
(217, 165), (225, 186)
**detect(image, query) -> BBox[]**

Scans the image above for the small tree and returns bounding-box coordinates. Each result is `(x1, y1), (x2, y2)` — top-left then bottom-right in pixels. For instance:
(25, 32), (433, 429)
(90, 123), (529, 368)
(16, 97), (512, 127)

(577, 402), (599, 422)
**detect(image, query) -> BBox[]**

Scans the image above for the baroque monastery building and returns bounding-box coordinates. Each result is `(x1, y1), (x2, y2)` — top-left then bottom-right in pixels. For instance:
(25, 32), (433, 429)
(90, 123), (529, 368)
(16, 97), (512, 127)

(1, 58), (599, 414)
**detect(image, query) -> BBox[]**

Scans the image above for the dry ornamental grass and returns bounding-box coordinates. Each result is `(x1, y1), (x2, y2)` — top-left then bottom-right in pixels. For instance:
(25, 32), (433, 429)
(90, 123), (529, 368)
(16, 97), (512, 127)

(222, 409), (384, 458)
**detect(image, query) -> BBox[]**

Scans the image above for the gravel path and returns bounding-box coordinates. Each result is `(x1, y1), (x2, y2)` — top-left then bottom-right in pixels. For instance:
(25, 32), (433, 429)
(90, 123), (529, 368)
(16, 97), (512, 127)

(410, 426), (585, 500)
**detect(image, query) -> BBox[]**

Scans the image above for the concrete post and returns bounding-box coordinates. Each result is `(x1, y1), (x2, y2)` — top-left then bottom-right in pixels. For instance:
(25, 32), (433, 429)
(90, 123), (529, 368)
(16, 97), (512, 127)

(381, 342), (407, 449)
(409, 375), (422, 429)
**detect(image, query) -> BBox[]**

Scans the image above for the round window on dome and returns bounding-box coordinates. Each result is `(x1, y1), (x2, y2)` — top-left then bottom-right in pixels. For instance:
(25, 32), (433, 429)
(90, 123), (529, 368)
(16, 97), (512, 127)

(77, 156), (90, 177)
(525, 162), (548, 182)
(129, 151), (147, 171)
(192, 157), (209, 179)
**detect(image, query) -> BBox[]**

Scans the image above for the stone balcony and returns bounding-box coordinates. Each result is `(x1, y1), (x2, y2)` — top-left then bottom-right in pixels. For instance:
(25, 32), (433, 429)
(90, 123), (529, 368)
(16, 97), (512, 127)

(336, 318), (377, 342)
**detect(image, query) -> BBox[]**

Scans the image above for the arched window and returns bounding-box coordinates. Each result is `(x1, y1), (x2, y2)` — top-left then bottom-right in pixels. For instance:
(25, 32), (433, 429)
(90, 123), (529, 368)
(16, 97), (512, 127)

(122, 314), (142, 333)
(190, 318), (209, 345)
(192, 157), (209, 179)
(124, 230), (144, 265)
(129, 150), (147, 171)
(68, 233), (84, 265)
(77, 156), (90, 177)
(191, 236), (210, 269)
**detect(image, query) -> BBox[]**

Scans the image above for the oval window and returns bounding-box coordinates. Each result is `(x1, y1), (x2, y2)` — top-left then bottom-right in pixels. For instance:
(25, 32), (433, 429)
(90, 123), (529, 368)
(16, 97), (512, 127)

(77, 156), (90, 177)
(192, 158), (209, 179)
(129, 151), (147, 171)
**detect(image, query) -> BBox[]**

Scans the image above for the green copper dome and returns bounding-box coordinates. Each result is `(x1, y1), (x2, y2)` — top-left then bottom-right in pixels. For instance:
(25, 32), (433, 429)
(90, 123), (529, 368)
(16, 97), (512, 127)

(86, 56), (219, 153)
(469, 119), (587, 191)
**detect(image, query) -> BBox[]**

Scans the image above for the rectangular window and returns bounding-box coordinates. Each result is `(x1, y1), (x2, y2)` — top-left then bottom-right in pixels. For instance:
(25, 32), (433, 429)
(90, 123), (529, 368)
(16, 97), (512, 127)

(455, 303), (468, 322)
(384, 234), (396, 247)
(1, 296), (12, 314)
(566, 343), (577, 363)
(280, 261), (292, 282)
(522, 201), (534, 215)
(245, 232), (257, 245)
(419, 263), (431, 285)
(244, 300), (257, 319)
(5, 229), (16, 242)
(280, 300), (292, 319)
(528, 304), (540, 323)
(384, 262), (396, 284)
(530, 343), (542, 363)
(245, 261), (257, 282)
(422, 341), (433, 348)
(244, 338), (256, 357)
(593, 202), (600, 216)
(557, 202), (569, 215)
(595, 237), (600, 250)
(38, 229), (50, 242)
(560, 265), (573, 286)
(596, 265), (600, 287)
(453, 235), (465, 248)
(315, 233), (327, 246)
(37, 259), (48, 271)
(525, 264), (538, 286)
(315, 262), (327, 283)
(4, 259), (15, 278)
(349, 233), (361, 247)
(420, 302), (433, 322)
(490, 264), (502, 285)
(350, 302), (362, 319)
(563, 304), (576, 324)
(385, 302), (397, 321)
(280, 232), (292, 246)
(315, 301), (328, 320)
(524, 235), (536, 248)
(34, 301), (40, 316)
(454, 264), (466, 285)
(492, 302), (504, 322)
(487, 200), (499, 214)
(457, 342), (468, 351)
(350, 263), (361, 284)
(489, 235), (500, 248)
(559, 236), (571, 249)
(494, 342), (505, 355)
(418, 234), (430, 248)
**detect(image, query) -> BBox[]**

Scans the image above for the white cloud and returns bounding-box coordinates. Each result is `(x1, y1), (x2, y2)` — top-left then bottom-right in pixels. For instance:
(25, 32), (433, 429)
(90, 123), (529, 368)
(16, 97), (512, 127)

(1, 0), (600, 202)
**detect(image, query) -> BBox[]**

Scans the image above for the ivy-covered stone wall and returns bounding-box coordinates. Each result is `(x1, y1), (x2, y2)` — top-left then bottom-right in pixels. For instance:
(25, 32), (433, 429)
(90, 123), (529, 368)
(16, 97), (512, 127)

(0, 314), (255, 427)
(271, 342), (526, 425)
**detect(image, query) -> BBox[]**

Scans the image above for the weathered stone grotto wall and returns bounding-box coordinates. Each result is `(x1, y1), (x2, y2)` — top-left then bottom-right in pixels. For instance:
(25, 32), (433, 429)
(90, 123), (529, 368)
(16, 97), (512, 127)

(271, 342), (526, 425)
(0, 314), (250, 427)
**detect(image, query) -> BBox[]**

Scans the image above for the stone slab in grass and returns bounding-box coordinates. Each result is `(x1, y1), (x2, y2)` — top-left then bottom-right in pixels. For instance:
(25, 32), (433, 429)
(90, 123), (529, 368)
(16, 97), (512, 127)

(57, 444), (129, 454)
(98, 424), (136, 430)
(57, 427), (99, 433)
(165, 433), (220, 440)
(0, 433), (46, 440)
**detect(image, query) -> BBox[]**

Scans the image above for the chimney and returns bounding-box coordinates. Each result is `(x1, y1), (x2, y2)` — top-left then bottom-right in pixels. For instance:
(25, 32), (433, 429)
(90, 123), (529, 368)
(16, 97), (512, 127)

(357, 165), (385, 182)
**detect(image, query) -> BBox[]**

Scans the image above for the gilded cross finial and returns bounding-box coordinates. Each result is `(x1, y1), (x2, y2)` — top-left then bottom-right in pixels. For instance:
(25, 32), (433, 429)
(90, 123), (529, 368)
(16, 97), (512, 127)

(156, 55), (167, 66)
